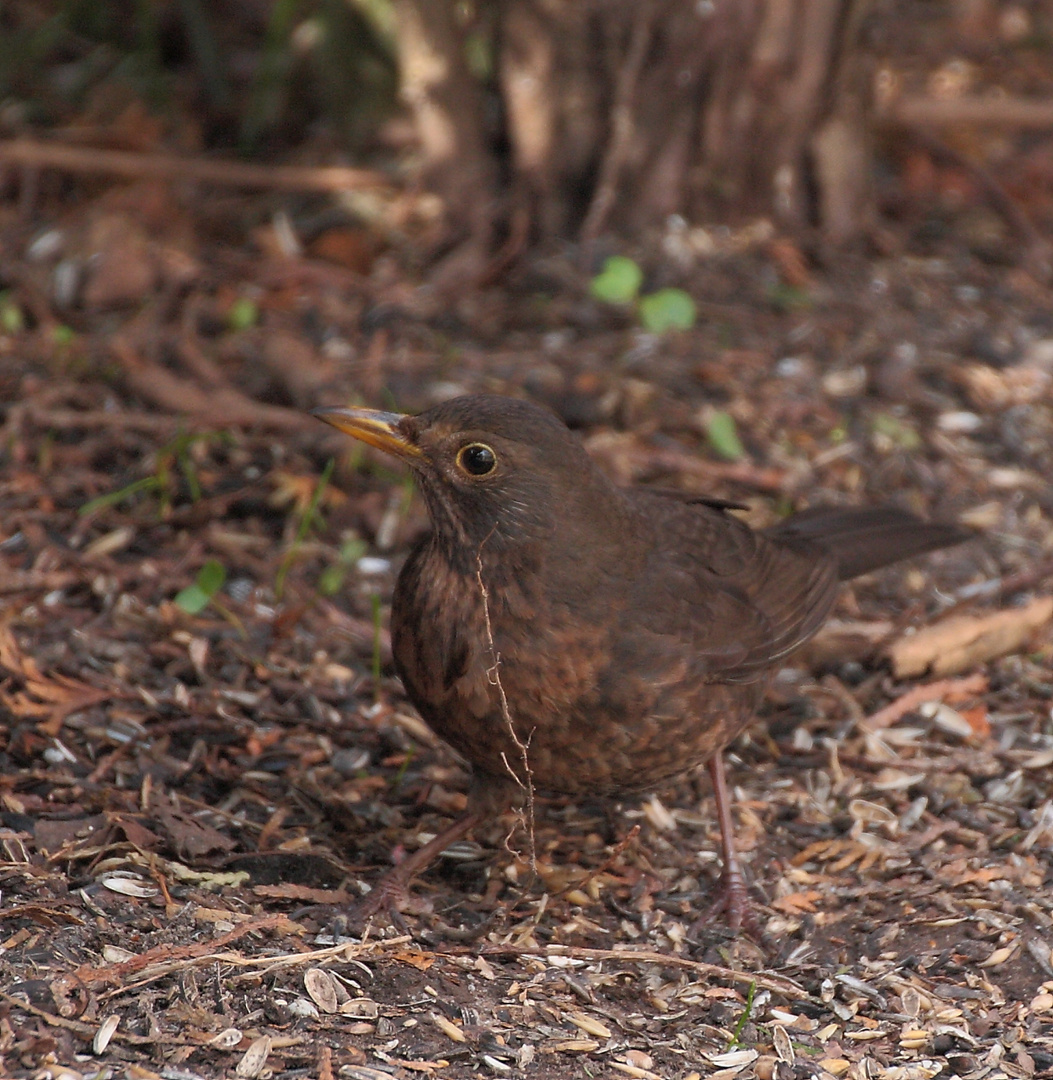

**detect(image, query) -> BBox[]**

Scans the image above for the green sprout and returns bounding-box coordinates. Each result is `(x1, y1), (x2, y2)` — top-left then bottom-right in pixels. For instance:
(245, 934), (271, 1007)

(175, 559), (227, 615)
(317, 536), (368, 596)
(275, 457), (334, 599)
(589, 255), (696, 333)
(705, 411), (745, 461)
(0, 291), (24, 333)
(725, 980), (756, 1050)
(227, 297), (259, 331)
(79, 429), (219, 518)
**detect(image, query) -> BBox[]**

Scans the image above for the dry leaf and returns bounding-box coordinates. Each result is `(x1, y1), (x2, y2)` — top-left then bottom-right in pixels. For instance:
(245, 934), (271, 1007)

(0, 625), (111, 735)
(394, 950), (436, 972)
(772, 890), (822, 913)
(887, 597), (1053, 677)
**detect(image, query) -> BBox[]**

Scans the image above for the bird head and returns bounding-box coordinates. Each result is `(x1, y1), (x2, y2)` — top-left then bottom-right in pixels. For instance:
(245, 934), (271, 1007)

(313, 394), (615, 567)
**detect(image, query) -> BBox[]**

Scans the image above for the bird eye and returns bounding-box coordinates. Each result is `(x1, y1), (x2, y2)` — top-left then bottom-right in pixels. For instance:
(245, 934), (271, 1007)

(456, 443), (497, 476)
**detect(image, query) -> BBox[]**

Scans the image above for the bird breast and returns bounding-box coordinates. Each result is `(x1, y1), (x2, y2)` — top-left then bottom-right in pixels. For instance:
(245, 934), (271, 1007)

(390, 535), (764, 797)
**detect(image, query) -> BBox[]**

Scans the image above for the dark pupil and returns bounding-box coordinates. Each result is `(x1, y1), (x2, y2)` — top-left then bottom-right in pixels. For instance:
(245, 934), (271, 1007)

(462, 445), (495, 475)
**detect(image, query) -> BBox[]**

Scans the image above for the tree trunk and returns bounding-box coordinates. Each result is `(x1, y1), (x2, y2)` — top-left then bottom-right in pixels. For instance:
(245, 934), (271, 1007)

(391, 0), (499, 258)
(393, 0), (872, 262)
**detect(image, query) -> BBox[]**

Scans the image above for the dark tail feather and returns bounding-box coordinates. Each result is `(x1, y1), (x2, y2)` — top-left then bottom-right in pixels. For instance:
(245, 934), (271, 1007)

(766, 506), (971, 581)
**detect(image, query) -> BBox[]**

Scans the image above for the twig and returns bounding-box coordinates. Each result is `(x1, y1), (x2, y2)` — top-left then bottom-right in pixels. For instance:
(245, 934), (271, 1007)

(0, 138), (391, 194)
(818, 673), (865, 725)
(946, 557), (1053, 611)
(97, 934), (415, 1000)
(476, 544), (536, 871)
(111, 335), (314, 432)
(859, 673), (988, 732)
(637, 445), (788, 493)
(476, 944), (809, 999)
(22, 408), (186, 433)
(0, 989), (189, 1047)
(882, 95), (1053, 129)
(0, 570), (81, 596)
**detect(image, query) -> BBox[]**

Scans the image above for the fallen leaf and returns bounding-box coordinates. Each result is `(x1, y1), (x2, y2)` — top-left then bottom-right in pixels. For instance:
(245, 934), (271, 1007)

(771, 890), (823, 914)
(887, 597), (1053, 678)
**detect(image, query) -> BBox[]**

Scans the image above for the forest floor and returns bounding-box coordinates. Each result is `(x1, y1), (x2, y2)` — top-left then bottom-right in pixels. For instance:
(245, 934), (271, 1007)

(3, 48), (1053, 1080)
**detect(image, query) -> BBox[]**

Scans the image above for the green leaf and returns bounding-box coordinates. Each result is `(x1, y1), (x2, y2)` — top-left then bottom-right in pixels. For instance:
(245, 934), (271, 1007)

(317, 563), (347, 596)
(638, 288), (696, 332)
(706, 411), (745, 461)
(340, 537), (369, 563)
(589, 256), (643, 305)
(227, 297), (259, 330)
(175, 559), (227, 614)
(79, 475), (161, 515)
(464, 30), (492, 79)
(0, 292), (24, 333)
(871, 412), (921, 451)
(766, 283), (812, 313)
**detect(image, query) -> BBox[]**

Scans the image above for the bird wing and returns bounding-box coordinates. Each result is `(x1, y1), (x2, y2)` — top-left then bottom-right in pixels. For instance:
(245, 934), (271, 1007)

(623, 494), (840, 683)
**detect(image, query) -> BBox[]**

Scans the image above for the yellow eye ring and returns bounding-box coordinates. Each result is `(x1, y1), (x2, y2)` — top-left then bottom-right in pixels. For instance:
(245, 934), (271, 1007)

(456, 443), (497, 476)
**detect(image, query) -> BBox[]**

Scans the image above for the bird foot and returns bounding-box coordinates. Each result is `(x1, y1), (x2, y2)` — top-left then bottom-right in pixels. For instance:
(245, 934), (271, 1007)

(311, 809), (484, 939)
(291, 872), (428, 939)
(690, 866), (762, 940)
(344, 869), (437, 936)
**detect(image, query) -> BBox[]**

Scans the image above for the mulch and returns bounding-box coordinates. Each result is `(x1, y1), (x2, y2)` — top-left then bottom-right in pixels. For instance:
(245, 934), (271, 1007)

(1, 156), (1053, 1080)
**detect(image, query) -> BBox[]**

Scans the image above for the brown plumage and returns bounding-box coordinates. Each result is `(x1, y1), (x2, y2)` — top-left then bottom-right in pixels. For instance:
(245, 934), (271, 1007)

(314, 394), (969, 929)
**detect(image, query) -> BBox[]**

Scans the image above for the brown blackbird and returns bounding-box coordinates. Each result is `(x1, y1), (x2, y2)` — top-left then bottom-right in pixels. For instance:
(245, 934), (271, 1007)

(314, 394), (968, 929)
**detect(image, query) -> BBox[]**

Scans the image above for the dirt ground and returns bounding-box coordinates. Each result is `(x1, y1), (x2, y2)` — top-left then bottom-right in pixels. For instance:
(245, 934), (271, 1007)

(3, 20), (1053, 1075)
(1, 173), (1052, 1080)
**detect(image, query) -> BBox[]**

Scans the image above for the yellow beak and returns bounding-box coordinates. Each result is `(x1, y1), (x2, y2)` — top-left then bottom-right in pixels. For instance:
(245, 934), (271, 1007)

(311, 406), (423, 462)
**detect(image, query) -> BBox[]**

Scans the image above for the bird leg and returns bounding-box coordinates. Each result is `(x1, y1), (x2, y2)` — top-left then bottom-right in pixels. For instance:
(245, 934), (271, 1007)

(694, 754), (760, 937)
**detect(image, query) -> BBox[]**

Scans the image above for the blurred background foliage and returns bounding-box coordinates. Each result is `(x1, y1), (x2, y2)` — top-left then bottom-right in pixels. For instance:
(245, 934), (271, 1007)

(0, 0), (402, 154)
(3, 1), (1052, 251)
